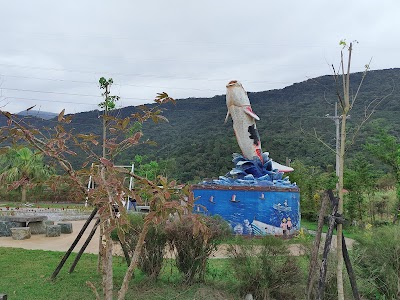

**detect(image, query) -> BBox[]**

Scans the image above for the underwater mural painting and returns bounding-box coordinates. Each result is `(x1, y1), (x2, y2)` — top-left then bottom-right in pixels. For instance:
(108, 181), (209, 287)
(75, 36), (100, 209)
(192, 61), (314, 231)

(192, 80), (300, 236)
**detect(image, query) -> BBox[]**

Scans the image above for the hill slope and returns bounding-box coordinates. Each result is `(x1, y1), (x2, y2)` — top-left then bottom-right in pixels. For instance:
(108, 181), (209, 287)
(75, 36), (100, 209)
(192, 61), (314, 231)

(5, 68), (400, 182)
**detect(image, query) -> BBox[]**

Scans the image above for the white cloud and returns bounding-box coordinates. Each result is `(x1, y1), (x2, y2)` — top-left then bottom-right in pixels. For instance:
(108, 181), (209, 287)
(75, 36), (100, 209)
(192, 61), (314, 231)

(1, 0), (399, 113)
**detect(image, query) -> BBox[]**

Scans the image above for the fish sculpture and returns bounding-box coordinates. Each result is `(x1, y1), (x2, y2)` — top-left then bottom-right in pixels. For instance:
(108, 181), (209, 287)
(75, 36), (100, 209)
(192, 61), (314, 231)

(225, 80), (294, 173)
(225, 80), (263, 162)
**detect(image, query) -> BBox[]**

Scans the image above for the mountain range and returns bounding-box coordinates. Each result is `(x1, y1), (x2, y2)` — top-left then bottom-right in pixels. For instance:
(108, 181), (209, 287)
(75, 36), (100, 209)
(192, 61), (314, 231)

(16, 110), (58, 120)
(10, 68), (400, 182)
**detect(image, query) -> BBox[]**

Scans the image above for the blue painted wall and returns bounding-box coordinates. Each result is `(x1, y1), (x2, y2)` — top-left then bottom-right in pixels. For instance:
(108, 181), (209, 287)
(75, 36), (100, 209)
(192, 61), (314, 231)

(192, 187), (300, 235)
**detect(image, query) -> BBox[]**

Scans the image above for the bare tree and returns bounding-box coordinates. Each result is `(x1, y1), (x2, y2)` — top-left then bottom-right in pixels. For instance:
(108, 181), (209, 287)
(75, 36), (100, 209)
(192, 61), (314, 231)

(331, 40), (392, 299)
(305, 40), (391, 299)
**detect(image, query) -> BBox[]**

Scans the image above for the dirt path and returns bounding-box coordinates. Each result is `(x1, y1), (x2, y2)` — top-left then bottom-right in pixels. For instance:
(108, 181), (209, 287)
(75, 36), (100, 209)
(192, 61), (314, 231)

(0, 219), (103, 254)
(0, 220), (355, 258)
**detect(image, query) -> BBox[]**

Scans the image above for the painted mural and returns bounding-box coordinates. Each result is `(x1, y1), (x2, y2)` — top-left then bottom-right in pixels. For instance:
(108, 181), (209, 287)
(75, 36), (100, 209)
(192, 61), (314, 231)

(192, 80), (300, 236)
(192, 186), (300, 236)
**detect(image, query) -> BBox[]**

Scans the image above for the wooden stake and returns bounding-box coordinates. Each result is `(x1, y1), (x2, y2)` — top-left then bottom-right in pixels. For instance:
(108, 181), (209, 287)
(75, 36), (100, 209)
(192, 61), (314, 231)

(51, 207), (98, 280)
(69, 218), (100, 273)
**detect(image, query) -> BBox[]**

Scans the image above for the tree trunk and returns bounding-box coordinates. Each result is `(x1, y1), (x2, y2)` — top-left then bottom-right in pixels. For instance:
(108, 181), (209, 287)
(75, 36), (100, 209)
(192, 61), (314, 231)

(118, 221), (150, 300)
(337, 112), (347, 300)
(21, 185), (27, 202)
(102, 220), (113, 300)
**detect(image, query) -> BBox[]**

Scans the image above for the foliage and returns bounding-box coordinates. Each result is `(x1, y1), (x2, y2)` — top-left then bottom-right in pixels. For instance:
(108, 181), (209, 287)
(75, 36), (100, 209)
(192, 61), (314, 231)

(165, 215), (231, 284)
(0, 147), (53, 201)
(344, 155), (377, 222)
(227, 236), (304, 299)
(290, 161), (335, 221)
(98, 77), (119, 110)
(353, 225), (400, 299)
(365, 128), (400, 222)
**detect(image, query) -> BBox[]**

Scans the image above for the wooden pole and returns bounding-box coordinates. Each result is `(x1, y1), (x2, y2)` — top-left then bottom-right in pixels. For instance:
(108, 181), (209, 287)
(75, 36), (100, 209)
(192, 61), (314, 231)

(69, 218), (100, 273)
(307, 191), (328, 299)
(317, 190), (338, 300)
(51, 207), (98, 280)
(342, 234), (360, 300)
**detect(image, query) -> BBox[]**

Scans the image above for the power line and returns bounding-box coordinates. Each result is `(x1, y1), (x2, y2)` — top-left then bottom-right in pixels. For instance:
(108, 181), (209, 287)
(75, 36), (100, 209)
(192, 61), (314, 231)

(2, 96), (100, 106)
(0, 62), (312, 84)
(0, 74), (223, 93)
(1, 87), (101, 98)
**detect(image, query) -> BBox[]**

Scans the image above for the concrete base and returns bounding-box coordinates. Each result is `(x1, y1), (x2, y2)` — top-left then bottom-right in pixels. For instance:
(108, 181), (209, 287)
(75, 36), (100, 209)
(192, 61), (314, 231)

(46, 225), (61, 237)
(58, 222), (73, 234)
(10, 227), (31, 240)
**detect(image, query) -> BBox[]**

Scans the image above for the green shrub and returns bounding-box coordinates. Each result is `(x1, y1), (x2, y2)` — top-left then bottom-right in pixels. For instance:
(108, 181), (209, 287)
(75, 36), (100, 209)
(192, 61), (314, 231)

(115, 213), (168, 280)
(165, 214), (230, 284)
(228, 236), (303, 299)
(354, 225), (400, 299)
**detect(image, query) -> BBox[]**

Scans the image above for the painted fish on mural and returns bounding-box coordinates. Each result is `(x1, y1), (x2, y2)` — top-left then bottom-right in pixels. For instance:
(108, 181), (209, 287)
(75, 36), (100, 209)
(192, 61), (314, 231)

(225, 80), (263, 162)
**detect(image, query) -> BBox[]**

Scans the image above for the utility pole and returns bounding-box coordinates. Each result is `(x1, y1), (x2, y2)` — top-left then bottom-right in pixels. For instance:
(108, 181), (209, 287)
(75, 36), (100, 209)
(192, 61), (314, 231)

(325, 102), (350, 179)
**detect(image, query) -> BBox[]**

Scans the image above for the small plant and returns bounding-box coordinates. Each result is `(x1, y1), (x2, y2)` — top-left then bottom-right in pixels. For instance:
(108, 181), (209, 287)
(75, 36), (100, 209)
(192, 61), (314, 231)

(114, 213), (168, 280)
(228, 236), (303, 299)
(165, 214), (230, 284)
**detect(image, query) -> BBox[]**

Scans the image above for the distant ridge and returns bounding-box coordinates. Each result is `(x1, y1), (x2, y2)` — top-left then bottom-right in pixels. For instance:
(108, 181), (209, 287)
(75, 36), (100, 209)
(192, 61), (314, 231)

(16, 110), (58, 120)
(5, 68), (400, 182)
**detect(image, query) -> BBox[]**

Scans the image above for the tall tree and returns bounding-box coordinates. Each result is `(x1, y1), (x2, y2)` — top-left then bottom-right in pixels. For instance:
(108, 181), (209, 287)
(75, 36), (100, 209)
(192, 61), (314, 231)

(0, 147), (52, 202)
(319, 39), (386, 299)
(97, 77), (120, 299)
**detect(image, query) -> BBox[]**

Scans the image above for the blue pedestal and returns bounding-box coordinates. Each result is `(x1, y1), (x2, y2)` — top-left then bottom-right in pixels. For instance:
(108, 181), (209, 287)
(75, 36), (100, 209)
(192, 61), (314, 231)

(192, 184), (300, 236)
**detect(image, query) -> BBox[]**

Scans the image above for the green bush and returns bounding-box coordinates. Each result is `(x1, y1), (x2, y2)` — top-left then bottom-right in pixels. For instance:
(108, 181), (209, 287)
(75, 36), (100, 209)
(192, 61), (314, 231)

(354, 225), (400, 299)
(165, 214), (230, 284)
(114, 213), (168, 280)
(228, 236), (303, 299)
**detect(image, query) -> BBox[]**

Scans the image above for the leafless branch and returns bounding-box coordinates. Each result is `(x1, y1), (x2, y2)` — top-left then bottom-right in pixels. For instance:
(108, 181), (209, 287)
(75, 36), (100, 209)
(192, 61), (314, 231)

(350, 57), (372, 110)
(86, 281), (101, 300)
(347, 85), (394, 149)
(299, 122), (336, 155)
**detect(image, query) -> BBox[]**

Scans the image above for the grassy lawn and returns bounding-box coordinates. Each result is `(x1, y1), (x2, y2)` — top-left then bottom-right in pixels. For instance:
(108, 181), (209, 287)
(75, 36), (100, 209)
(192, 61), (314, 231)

(300, 219), (365, 240)
(0, 248), (239, 300)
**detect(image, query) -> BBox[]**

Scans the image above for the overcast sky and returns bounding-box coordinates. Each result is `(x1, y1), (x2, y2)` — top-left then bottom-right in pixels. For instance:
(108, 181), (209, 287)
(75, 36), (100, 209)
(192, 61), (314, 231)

(1, 1), (399, 114)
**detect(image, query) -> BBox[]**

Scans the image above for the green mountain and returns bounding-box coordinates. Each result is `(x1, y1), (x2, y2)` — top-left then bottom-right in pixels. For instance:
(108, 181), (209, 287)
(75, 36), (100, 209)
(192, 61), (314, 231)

(6, 68), (400, 182)
(116, 68), (400, 182)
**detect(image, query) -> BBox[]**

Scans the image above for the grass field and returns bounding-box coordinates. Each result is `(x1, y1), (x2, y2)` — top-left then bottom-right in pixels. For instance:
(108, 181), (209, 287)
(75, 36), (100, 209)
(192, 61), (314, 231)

(0, 248), (240, 300)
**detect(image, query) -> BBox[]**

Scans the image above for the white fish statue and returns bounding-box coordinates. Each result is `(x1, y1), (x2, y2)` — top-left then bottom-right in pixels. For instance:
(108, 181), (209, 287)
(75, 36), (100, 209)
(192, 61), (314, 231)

(225, 80), (294, 173)
(225, 80), (263, 163)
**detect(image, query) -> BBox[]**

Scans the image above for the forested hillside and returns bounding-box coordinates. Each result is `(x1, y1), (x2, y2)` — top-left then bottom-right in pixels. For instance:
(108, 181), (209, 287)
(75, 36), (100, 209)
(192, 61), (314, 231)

(10, 68), (400, 182)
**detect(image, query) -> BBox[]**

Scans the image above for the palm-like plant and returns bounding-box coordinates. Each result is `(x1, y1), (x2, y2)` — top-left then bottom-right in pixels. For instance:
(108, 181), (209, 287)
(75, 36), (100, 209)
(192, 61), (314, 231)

(0, 147), (52, 202)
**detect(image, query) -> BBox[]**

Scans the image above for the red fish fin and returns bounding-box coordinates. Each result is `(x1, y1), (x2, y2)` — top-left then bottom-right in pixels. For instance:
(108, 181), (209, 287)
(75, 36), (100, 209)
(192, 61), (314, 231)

(243, 106), (260, 120)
